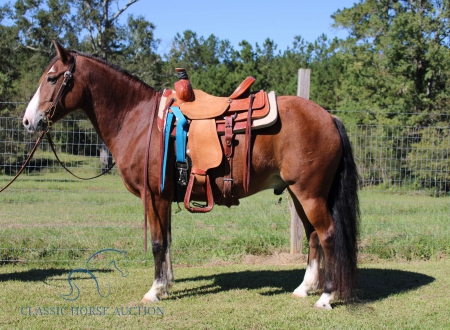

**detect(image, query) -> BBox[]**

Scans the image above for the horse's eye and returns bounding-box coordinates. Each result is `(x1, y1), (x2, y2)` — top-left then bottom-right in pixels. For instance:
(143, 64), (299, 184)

(47, 76), (58, 85)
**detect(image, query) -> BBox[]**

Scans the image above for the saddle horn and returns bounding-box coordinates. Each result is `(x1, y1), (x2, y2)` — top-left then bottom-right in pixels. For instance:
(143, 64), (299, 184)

(174, 68), (194, 103)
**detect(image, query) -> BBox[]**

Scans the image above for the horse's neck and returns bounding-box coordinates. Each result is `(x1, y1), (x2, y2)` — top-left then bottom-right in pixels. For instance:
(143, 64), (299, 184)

(81, 57), (156, 157)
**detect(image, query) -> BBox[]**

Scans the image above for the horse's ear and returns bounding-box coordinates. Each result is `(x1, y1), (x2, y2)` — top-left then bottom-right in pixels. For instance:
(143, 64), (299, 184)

(52, 40), (71, 64)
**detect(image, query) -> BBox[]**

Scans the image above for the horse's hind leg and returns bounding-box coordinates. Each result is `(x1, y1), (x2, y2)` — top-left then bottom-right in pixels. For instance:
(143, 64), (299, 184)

(142, 195), (172, 303)
(289, 187), (337, 310)
(287, 191), (321, 297)
(292, 231), (321, 297)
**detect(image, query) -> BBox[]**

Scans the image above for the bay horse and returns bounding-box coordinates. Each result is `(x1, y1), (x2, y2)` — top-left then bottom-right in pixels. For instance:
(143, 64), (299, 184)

(23, 41), (359, 310)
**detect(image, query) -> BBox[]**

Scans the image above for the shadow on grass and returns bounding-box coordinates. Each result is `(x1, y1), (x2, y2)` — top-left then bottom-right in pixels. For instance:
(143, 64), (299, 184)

(175, 268), (435, 303)
(0, 268), (112, 282)
(0, 266), (436, 304)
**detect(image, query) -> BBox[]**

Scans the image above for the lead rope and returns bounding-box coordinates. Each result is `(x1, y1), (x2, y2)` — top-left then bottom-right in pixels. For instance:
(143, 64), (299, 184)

(45, 132), (115, 180)
(0, 130), (46, 193)
(0, 130), (116, 193)
(143, 92), (162, 253)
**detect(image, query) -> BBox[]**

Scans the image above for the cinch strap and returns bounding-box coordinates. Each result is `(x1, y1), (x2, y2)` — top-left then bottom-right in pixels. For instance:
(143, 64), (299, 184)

(160, 106), (189, 192)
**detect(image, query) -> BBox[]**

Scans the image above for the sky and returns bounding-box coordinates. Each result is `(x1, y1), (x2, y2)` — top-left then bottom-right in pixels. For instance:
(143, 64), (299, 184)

(117, 0), (358, 54)
(0, 0), (358, 53)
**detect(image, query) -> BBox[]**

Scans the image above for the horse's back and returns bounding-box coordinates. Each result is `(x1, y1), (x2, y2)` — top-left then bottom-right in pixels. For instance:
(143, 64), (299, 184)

(276, 95), (338, 137)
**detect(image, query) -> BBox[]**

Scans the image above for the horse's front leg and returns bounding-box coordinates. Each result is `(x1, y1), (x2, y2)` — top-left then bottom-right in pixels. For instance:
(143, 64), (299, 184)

(165, 205), (174, 291)
(142, 195), (173, 303)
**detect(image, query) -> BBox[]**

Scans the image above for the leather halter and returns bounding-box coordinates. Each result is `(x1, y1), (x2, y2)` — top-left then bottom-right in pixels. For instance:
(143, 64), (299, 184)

(44, 53), (77, 129)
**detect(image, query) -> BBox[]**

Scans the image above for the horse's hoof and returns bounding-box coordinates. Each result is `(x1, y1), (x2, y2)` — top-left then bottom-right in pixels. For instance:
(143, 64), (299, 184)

(313, 302), (333, 310)
(141, 295), (159, 303)
(292, 292), (308, 298)
(292, 289), (308, 298)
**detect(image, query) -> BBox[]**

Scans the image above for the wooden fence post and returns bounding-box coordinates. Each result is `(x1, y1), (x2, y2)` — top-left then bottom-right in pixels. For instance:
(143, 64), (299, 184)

(297, 68), (311, 99)
(289, 68), (310, 254)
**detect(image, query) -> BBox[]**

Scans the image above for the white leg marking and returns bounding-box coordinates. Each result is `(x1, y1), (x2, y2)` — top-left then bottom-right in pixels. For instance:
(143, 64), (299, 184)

(314, 292), (335, 310)
(142, 280), (167, 303)
(292, 259), (319, 297)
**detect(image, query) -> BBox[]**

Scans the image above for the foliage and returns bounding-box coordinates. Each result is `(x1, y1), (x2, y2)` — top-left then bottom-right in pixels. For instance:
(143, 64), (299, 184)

(3, 0), (450, 114)
(332, 0), (450, 119)
(406, 126), (450, 194)
(0, 0), (449, 192)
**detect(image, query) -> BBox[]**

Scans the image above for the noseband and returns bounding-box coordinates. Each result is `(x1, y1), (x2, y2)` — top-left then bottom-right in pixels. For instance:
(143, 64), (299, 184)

(43, 53), (77, 129)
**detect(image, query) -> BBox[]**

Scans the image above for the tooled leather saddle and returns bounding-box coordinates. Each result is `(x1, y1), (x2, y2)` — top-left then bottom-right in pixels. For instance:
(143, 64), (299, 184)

(158, 68), (278, 213)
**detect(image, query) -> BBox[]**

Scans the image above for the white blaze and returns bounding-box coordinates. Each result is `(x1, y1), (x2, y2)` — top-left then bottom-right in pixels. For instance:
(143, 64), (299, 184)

(23, 66), (55, 131)
(23, 84), (43, 131)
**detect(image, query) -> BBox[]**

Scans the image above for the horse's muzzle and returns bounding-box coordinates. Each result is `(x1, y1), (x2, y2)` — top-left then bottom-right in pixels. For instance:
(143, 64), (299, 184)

(23, 114), (47, 133)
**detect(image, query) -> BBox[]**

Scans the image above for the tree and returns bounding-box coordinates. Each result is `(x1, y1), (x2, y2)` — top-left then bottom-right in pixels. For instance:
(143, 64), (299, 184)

(0, 3), (20, 114)
(165, 30), (240, 95)
(309, 35), (343, 110)
(119, 14), (163, 89)
(406, 126), (450, 194)
(13, 0), (78, 53)
(332, 0), (450, 121)
(75, 0), (139, 60)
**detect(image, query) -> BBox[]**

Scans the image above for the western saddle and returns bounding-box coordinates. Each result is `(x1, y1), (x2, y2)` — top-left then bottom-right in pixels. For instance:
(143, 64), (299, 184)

(158, 68), (277, 213)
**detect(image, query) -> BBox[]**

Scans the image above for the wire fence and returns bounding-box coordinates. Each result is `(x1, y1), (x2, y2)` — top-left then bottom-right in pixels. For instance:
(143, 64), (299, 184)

(0, 113), (449, 265)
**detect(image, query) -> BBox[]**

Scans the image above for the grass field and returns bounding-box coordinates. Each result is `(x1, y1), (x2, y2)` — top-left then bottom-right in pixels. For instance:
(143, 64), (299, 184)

(1, 166), (449, 265)
(0, 259), (449, 329)
(1, 151), (449, 328)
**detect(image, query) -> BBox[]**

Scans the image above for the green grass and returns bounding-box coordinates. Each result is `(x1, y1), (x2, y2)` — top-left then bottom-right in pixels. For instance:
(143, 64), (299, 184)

(358, 187), (450, 260)
(0, 259), (449, 329)
(1, 163), (449, 265)
(1, 160), (449, 328)
(1, 170), (290, 265)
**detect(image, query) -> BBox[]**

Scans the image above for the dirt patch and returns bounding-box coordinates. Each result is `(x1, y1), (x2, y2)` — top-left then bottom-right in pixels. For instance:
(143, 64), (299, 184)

(195, 252), (394, 268)
(196, 252), (308, 268)
(242, 252), (307, 265)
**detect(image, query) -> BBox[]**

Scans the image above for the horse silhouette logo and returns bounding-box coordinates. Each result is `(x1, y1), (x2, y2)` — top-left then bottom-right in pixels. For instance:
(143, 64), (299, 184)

(59, 248), (129, 301)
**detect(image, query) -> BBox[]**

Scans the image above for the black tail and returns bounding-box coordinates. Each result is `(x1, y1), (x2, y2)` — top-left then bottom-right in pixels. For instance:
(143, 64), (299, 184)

(328, 116), (360, 300)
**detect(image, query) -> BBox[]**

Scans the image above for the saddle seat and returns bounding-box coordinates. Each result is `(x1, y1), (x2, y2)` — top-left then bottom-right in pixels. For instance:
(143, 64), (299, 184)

(158, 88), (273, 134)
(157, 69), (278, 213)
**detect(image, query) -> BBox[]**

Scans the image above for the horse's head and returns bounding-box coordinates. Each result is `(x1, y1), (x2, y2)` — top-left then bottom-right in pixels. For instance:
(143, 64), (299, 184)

(23, 40), (81, 132)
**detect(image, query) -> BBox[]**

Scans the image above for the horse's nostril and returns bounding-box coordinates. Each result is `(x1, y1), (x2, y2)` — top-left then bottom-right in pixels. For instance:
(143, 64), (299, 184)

(23, 118), (29, 127)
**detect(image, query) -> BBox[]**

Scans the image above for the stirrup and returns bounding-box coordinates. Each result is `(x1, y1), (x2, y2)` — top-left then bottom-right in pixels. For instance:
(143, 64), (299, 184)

(184, 170), (214, 213)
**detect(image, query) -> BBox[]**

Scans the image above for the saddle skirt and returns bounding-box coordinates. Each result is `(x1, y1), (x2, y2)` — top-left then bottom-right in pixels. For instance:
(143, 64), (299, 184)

(157, 76), (278, 213)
